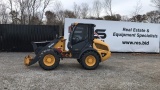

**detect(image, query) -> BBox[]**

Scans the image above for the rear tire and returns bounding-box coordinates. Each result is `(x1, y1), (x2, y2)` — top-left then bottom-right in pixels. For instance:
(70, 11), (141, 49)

(81, 51), (100, 70)
(39, 49), (60, 70)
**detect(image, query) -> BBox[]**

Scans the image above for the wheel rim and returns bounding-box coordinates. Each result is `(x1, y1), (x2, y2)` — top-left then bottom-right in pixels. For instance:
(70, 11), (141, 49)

(43, 54), (55, 66)
(85, 55), (96, 66)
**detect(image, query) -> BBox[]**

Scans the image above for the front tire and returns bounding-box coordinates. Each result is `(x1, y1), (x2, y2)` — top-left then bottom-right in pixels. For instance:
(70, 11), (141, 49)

(81, 51), (100, 70)
(39, 49), (60, 70)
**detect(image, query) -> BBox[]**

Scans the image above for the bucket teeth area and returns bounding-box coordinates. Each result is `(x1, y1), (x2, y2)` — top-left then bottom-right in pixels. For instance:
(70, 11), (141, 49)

(24, 55), (33, 66)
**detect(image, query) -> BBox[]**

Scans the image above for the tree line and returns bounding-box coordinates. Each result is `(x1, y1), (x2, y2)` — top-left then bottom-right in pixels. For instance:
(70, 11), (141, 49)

(0, 0), (160, 35)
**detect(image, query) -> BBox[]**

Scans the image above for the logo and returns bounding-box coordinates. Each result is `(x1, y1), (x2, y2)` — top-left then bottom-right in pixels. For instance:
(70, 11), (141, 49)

(95, 29), (107, 39)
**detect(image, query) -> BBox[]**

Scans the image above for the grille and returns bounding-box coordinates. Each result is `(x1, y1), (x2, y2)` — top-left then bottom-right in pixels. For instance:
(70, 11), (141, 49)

(95, 43), (109, 51)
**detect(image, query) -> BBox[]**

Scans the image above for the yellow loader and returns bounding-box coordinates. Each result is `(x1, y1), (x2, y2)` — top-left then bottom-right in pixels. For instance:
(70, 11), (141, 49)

(24, 23), (111, 70)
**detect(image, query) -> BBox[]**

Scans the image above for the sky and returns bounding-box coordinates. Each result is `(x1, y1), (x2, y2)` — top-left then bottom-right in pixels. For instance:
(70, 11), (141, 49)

(1, 0), (156, 17)
(59, 0), (156, 17)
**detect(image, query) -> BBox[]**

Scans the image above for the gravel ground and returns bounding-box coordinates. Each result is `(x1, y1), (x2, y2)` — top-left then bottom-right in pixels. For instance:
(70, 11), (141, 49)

(0, 52), (160, 90)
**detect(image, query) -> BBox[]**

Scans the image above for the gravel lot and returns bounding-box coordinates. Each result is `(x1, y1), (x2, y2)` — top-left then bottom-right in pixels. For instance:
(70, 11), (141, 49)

(0, 52), (160, 90)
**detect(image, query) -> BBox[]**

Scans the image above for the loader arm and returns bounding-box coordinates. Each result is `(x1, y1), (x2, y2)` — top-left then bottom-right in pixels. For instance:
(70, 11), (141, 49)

(24, 37), (62, 66)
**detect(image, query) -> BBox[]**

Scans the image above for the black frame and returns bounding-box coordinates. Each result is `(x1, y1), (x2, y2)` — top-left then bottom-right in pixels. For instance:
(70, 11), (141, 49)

(68, 23), (95, 58)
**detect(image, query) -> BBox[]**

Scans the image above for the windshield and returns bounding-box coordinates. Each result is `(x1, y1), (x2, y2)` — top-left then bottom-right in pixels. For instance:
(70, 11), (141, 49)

(71, 25), (88, 45)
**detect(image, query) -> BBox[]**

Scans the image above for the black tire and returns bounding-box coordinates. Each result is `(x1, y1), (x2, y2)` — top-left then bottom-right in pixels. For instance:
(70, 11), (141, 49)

(81, 51), (100, 70)
(39, 49), (60, 70)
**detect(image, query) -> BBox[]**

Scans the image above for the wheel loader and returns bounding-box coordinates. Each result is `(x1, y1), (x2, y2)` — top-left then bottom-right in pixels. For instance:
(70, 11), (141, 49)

(24, 23), (111, 70)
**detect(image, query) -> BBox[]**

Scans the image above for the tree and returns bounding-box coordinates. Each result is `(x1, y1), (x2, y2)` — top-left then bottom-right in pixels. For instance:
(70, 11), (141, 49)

(93, 0), (102, 18)
(39, 0), (52, 24)
(130, 14), (147, 22)
(25, 0), (52, 24)
(0, 3), (8, 24)
(132, 0), (142, 16)
(53, 0), (65, 36)
(151, 0), (160, 10)
(64, 10), (76, 18)
(8, 0), (20, 24)
(73, 2), (81, 18)
(121, 15), (130, 22)
(16, 0), (27, 24)
(9, 10), (19, 24)
(104, 14), (121, 21)
(146, 10), (160, 23)
(45, 11), (56, 25)
(86, 16), (97, 19)
(130, 0), (143, 22)
(103, 0), (113, 16)
(7, 0), (53, 25)
(80, 3), (89, 19)
(54, 0), (64, 22)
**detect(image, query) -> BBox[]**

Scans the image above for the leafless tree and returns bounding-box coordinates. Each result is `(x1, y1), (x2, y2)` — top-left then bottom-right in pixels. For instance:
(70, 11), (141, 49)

(64, 10), (76, 18)
(0, 3), (9, 24)
(130, 0), (143, 22)
(93, 0), (102, 18)
(87, 8), (94, 18)
(39, 0), (52, 24)
(121, 15), (129, 22)
(132, 0), (142, 16)
(80, 3), (89, 19)
(146, 10), (160, 23)
(30, 13), (42, 25)
(53, 0), (65, 36)
(151, 0), (160, 10)
(24, 0), (51, 24)
(15, 0), (27, 24)
(8, 0), (52, 25)
(103, 14), (121, 21)
(9, 10), (19, 24)
(103, 0), (113, 16)
(54, 0), (64, 22)
(8, 0), (15, 23)
(45, 11), (56, 25)
(73, 2), (81, 18)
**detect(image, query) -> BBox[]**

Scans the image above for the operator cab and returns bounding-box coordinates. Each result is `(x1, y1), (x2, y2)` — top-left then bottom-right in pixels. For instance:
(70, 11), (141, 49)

(67, 23), (95, 58)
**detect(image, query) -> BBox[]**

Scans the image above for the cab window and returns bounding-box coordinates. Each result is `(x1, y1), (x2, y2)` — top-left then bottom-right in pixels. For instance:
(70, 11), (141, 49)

(72, 25), (88, 45)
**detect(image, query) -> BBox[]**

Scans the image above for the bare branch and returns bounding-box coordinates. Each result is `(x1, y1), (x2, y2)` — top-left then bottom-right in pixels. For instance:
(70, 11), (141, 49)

(53, 0), (65, 23)
(0, 3), (9, 24)
(93, 0), (102, 18)
(132, 0), (143, 16)
(151, 0), (160, 10)
(73, 2), (81, 18)
(39, 0), (52, 23)
(103, 0), (112, 16)
(81, 3), (89, 19)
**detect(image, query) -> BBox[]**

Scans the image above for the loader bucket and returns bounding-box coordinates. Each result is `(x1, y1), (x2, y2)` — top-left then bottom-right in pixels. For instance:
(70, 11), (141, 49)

(24, 55), (33, 66)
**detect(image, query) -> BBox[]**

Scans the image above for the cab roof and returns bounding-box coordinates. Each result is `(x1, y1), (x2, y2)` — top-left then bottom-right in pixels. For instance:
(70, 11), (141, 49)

(71, 23), (96, 27)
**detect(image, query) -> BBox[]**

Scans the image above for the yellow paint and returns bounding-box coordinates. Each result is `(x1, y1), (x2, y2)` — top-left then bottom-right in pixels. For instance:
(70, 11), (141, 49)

(43, 54), (55, 66)
(53, 37), (72, 57)
(85, 55), (96, 66)
(93, 39), (111, 62)
(24, 55), (33, 66)
(53, 37), (66, 52)
(74, 22), (78, 25)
